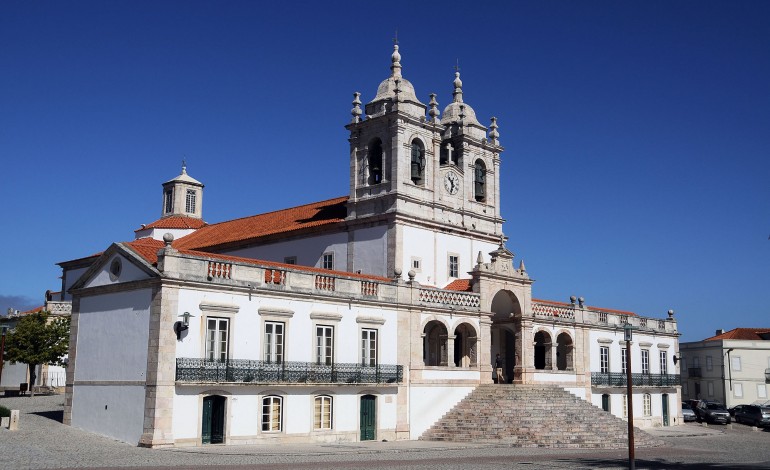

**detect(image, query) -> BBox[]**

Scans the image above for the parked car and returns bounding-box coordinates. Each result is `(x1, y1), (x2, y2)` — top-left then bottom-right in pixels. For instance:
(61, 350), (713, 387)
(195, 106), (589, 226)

(682, 402), (697, 422)
(697, 401), (731, 424)
(734, 405), (770, 427)
(728, 404), (747, 418)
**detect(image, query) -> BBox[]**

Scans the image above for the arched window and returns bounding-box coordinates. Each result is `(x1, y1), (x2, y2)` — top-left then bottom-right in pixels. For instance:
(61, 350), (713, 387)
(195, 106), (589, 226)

(474, 160), (486, 202)
(423, 321), (448, 366)
(534, 331), (552, 370)
(368, 139), (383, 185)
(262, 395), (283, 432)
(556, 332), (573, 371)
(410, 140), (425, 184)
(314, 395), (332, 430)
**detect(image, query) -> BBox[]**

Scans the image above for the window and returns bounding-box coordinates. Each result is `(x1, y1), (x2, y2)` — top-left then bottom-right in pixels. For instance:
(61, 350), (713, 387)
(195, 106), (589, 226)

(731, 356), (742, 371)
(264, 321), (284, 364)
(164, 189), (173, 213)
(284, 256), (297, 265)
(600, 346), (609, 373)
(707, 381), (714, 397)
(361, 329), (377, 366)
(411, 257), (421, 272)
(641, 350), (650, 375)
(314, 395), (333, 430)
(448, 255), (459, 278)
(316, 326), (334, 365)
(368, 139), (383, 185)
(693, 357), (700, 368)
(322, 253), (334, 270)
(599, 312), (608, 323)
(734, 383), (743, 398)
(643, 393), (651, 416)
(758, 384), (768, 399)
(410, 140), (425, 184)
(473, 160), (486, 202)
(261, 396), (282, 432)
(621, 348), (627, 374)
(205, 318), (229, 361)
(706, 356), (713, 371)
(660, 351), (668, 375)
(185, 189), (196, 213)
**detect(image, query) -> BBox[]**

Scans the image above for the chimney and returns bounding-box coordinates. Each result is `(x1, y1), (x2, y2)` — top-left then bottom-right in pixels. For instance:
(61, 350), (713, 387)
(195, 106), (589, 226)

(716, 329), (725, 336)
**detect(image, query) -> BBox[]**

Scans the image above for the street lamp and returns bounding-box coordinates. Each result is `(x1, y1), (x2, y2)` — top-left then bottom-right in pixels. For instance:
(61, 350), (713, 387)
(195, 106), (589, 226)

(624, 323), (635, 470)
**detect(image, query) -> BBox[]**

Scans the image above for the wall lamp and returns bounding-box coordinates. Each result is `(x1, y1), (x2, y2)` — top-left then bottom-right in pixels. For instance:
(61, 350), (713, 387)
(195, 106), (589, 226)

(174, 312), (194, 340)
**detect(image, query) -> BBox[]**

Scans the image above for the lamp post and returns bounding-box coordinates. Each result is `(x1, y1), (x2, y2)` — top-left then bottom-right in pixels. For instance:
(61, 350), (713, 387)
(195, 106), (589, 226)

(624, 323), (635, 470)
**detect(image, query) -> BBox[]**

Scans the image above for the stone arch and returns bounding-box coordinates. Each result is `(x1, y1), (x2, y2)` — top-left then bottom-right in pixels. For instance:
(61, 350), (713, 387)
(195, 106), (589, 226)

(452, 321), (478, 368)
(534, 330), (552, 370)
(490, 290), (523, 382)
(423, 320), (448, 366)
(367, 138), (383, 185)
(555, 331), (574, 371)
(490, 290), (523, 320)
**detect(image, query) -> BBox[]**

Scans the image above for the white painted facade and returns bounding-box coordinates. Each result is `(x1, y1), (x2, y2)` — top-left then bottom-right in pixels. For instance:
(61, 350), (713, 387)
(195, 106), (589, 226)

(61, 45), (681, 448)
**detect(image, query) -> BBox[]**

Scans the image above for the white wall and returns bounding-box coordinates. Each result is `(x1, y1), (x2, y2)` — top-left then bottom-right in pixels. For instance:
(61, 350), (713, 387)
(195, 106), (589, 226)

(62, 266), (89, 301)
(70, 385), (147, 444)
(350, 225), (388, 277)
(225, 232), (348, 271)
(84, 255), (150, 289)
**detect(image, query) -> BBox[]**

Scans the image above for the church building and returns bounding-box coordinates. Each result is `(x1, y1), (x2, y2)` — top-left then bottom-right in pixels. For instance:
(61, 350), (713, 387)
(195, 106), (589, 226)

(61, 45), (682, 447)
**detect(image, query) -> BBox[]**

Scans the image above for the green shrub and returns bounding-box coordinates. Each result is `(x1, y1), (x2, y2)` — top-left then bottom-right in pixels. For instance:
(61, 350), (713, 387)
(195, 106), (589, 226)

(0, 405), (10, 418)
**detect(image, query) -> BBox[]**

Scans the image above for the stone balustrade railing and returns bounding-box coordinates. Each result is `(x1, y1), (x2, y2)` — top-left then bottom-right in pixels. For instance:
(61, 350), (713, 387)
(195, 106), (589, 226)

(531, 300), (676, 333)
(45, 301), (72, 316)
(418, 287), (481, 308)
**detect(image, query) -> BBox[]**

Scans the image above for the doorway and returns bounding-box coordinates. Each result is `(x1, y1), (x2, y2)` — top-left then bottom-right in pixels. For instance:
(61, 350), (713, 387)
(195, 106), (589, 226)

(360, 394), (376, 441)
(662, 394), (670, 426)
(202, 395), (226, 444)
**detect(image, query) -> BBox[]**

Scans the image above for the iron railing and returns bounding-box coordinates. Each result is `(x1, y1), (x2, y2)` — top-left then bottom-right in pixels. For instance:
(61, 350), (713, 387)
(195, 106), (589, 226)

(591, 372), (681, 387)
(176, 358), (403, 384)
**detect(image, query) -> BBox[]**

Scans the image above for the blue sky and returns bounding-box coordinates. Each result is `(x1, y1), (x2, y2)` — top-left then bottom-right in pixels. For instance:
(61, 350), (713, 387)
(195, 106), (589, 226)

(1, 1), (768, 342)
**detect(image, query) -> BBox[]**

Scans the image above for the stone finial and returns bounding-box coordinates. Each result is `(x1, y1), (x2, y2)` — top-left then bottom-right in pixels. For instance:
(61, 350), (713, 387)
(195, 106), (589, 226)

(452, 71), (463, 103)
(489, 117), (499, 144)
(351, 92), (362, 123)
(181, 158), (187, 174)
(667, 309), (675, 319)
(391, 44), (402, 78)
(428, 93), (439, 122)
(163, 233), (174, 246)
(407, 269), (416, 281)
(570, 295), (576, 305)
(578, 296), (585, 308)
(394, 78), (401, 102)
(393, 267), (402, 281)
(518, 259), (526, 274)
(476, 250), (484, 266)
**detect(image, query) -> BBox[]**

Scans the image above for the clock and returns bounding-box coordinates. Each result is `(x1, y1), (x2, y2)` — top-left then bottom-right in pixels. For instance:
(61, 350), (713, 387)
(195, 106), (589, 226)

(444, 172), (459, 195)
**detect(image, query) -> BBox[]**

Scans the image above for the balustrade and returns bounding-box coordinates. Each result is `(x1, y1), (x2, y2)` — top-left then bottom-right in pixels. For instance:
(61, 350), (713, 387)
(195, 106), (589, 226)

(315, 275), (335, 292)
(591, 372), (681, 387)
(264, 269), (286, 285)
(418, 288), (480, 308)
(361, 281), (378, 296)
(207, 261), (232, 280)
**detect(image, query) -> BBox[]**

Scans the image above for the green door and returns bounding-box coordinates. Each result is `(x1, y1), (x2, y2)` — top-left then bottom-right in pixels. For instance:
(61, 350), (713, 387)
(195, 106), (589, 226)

(662, 394), (669, 426)
(601, 394), (610, 412)
(360, 395), (376, 441)
(202, 395), (226, 444)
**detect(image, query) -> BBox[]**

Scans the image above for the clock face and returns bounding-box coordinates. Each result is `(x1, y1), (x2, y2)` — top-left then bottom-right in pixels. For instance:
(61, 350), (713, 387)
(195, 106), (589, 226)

(444, 172), (459, 195)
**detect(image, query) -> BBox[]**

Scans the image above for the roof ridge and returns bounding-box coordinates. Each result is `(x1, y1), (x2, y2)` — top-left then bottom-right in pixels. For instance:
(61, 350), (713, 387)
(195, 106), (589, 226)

(199, 195), (348, 228)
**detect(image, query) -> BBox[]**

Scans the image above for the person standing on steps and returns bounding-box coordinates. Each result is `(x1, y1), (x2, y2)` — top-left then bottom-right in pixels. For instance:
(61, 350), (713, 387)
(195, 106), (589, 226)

(495, 353), (504, 384)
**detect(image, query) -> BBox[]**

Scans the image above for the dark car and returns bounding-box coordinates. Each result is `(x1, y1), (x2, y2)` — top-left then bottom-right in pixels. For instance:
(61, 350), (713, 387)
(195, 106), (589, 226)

(682, 402), (697, 422)
(729, 404), (747, 418)
(697, 401), (731, 424)
(734, 405), (770, 427)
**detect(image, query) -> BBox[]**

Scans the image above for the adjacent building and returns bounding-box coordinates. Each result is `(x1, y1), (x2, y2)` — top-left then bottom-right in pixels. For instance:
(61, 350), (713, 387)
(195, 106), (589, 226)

(61, 45), (682, 447)
(680, 328), (770, 407)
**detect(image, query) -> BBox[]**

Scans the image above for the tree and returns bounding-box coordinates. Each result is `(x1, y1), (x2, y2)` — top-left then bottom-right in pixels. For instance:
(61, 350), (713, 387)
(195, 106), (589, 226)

(4, 311), (69, 396)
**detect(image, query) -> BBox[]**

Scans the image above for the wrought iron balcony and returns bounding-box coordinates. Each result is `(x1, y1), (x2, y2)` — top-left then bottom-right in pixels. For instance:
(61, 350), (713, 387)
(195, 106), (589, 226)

(176, 358), (403, 385)
(591, 372), (682, 387)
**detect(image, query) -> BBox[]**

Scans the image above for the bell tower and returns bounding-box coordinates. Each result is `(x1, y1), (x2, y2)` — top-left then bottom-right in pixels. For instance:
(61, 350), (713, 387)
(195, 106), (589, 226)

(344, 45), (506, 286)
(161, 162), (204, 220)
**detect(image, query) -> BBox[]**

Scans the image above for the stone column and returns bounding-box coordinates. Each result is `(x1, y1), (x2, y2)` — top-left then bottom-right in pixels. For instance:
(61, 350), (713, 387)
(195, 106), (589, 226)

(447, 335), (456, 367)
(63, 296), (81, 426)
(138, 284), (178, 447)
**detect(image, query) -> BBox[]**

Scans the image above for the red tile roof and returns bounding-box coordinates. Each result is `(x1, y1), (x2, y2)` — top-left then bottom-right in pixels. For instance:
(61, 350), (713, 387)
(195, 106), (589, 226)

(705, 328), (770, 341)
(445, 279), (472, 291)
(136, 216), (207, 231)
(174, 196), (348, 251)
(20, 305), (45, 315)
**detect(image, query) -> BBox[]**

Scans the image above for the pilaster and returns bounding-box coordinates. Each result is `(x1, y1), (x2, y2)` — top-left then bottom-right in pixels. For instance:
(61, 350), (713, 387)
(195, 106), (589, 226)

(63, 296), (80, 426)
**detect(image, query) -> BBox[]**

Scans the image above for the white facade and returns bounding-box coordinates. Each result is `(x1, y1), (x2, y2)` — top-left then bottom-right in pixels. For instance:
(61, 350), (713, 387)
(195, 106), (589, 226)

(61, 45), (681, 447)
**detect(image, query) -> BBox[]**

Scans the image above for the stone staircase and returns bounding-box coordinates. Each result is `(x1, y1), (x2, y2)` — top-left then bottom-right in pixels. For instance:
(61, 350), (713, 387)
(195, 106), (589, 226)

(419, 384), (664, 448)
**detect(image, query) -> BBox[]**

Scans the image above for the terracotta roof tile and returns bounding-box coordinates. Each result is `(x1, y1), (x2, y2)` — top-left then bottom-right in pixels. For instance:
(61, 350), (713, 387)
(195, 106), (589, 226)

(136, 216), (207, 231)
(20, 305), (45, 315)
(444, 279), (472, 291)
(704, 328), (770, 341)
(175, 196), (348, 251)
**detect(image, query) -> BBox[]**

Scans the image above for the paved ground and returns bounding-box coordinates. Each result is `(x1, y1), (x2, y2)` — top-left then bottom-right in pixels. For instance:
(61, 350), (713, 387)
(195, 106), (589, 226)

(2, 394), (770, 469)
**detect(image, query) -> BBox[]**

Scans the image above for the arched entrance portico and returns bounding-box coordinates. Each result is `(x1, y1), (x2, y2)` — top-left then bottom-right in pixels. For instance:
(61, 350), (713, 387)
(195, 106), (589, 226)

(490, 290), (523, 383)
